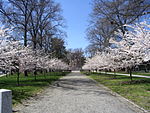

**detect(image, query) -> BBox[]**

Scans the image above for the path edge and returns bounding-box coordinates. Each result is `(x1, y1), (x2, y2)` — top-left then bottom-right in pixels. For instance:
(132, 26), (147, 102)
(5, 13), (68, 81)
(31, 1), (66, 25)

(13, 75), (66, 112)
(87, 75), (150, 113)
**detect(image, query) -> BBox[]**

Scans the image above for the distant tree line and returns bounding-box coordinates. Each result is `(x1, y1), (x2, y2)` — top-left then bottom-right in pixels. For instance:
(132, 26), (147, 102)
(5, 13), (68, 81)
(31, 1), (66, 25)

(67, 48), (85, 70)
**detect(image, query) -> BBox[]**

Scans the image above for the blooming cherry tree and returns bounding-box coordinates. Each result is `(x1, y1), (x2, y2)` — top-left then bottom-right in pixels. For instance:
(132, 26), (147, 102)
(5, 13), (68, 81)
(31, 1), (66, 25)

(83, 21), (150, 81)
(0, 26), (69, 85)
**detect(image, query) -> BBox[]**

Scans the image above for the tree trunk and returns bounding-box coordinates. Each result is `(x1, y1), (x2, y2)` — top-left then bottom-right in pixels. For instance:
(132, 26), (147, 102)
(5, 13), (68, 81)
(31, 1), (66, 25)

(17, 70), (20, 86)
(114, 69), (116, 78)
(44, 70), (46, 79)
(129, 68), (133, 81)
(10, 70), (13, 75)
(144, 65), (148, 73)
(24, 25), (27, 47)
(24, 70), (28, 77)
(34, 70), (37, 81)
(105, 69), (107, 75)
(99, 70), (101, 74)
(96, 69), (98, 72)
(40, 70), (43, 74)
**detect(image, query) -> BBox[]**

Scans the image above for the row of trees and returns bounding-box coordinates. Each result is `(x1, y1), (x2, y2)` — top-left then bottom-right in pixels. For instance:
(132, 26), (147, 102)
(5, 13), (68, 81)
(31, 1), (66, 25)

(0, 0), (86, 69)
(0, 0), (88, 73)
(83, 22), (150, 80)
(0, 27), (69, 85)
(86, 0), (150, 56)
(0, 0), (70, 86)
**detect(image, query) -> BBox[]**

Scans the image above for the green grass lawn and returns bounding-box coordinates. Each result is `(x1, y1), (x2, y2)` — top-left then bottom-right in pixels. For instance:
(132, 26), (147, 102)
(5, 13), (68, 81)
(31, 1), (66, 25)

(0, 72), (69, 106)
(88, 73), (150, 110)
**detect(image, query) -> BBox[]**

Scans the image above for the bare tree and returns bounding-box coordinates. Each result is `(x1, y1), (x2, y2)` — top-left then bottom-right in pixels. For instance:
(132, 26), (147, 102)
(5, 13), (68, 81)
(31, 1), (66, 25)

(0, 0), (66, 50)
(86, 0), (150, 55)
(86, 19), (114, 56)
(28, 0), (65, 50)
(0, 0), (35, 46)
(92, 0), (150, 34)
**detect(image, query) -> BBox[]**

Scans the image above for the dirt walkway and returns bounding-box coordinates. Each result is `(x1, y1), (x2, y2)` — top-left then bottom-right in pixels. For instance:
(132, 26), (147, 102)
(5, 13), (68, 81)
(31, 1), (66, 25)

(14, 72), (147, 113)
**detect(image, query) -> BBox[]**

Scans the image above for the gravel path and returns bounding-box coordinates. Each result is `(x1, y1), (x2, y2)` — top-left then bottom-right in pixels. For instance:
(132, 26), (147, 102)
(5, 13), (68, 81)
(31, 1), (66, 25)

(14, 72), (147, 113)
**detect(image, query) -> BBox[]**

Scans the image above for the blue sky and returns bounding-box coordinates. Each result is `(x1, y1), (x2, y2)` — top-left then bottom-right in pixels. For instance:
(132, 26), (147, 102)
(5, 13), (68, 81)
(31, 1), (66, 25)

(56, 0), (92, 49)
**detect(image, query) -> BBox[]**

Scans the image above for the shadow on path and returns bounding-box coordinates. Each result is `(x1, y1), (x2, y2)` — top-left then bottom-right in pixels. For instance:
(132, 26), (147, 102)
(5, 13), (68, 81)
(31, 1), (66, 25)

(14, 72), (147, 113)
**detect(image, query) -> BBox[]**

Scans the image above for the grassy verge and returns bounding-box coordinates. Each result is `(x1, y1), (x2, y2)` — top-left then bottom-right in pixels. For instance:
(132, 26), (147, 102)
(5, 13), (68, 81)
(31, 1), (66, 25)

(0, 72), (69, 106)
(87, 73), (150, 110)
(117, 71), (150, 76)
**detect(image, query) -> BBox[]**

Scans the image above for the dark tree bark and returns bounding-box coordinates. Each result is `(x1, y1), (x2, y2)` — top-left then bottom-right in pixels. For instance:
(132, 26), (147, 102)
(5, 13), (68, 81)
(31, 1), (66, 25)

(114, 69), (116, 78)
(24, 70), (28, 77)
(17, 70), (20, 86)
(34, 70), (37, 81)
(129, 67), (133, 81)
